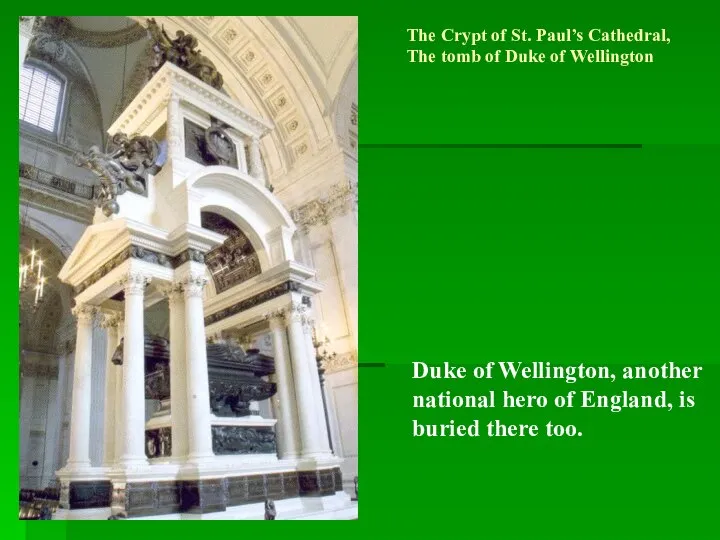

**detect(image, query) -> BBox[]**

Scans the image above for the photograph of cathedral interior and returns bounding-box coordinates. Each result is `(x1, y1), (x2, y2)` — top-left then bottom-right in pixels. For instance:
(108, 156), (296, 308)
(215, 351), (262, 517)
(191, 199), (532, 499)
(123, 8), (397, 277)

(19, 16), (357, 520)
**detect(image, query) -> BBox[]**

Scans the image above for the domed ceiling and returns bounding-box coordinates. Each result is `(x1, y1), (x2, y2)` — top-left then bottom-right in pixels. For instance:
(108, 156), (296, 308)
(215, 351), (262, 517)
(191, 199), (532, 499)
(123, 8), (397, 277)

(28, 16), (357, 179)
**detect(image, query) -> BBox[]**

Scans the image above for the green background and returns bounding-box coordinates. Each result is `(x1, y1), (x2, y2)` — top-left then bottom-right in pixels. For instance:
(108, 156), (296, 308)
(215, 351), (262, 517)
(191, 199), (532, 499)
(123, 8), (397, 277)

(5, 2), (720, 539)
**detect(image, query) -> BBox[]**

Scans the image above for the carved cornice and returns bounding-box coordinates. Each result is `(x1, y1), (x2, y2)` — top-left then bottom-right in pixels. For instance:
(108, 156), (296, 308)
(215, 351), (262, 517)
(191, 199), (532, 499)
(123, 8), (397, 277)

(20, 162), (94, 200)
(290, 180), (358, 232)
(112, 62), (272, 138)
(171, 248), (206, 267)
(323, 350), (358, 374)
(38, 17), (147, 49)
(75, 245), (206, 294)
(20, 183), (94, 224)
(205, 281), (301, 327)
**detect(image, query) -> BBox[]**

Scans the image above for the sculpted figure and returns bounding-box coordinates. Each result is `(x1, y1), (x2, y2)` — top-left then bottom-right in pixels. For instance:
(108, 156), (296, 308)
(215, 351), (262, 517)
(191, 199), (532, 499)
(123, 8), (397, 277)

(146, 18), (224, 91)
(203, 118), (234, 165)
(264, 499), (277, 520)
(74, 133), (161, 216)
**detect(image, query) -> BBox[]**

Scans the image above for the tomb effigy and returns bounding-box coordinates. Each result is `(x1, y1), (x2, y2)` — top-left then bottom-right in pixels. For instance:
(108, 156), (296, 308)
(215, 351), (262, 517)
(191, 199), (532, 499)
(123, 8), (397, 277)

(55, 18), (351, 519)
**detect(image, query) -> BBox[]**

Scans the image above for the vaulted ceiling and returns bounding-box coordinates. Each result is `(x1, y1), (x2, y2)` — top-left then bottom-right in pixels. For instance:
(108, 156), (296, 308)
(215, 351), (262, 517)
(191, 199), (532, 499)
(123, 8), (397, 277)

(29, 16), (358, 180)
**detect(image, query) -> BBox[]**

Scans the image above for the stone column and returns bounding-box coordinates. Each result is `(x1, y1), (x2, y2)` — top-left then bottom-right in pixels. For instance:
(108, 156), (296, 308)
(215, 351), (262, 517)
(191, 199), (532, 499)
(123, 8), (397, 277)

(183, 273), (214, 461)
(266, 311), (300, 458)
(52, 351), (70, 473)
(65, 304), (97, 470)
(101, 313), (121, 466)
(166, 94), (184, 163)
(113, 321), (125, 464)
(285, 302), (327, 458)
(118, 272), (150, 467)
(302, 315), (333, 455)
(163, 283), (189, 460)
(248, 136), (266, 184)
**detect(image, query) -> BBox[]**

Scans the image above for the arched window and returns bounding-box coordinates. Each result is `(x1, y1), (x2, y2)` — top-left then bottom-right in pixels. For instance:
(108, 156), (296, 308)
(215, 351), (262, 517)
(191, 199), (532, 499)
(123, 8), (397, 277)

(20, 65), (63, 133)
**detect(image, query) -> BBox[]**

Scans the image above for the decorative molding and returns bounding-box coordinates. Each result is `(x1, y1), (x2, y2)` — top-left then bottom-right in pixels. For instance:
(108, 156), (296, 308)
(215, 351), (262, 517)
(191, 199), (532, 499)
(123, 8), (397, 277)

(75, 247), (131, 294)
(181, 273), (208, 298)
(263, 309), (286, 329)
(75, 245), (206, 294)
(323, 350), (358, 374)
(20, 162), (94, 200)
(202, 212), (261, 293)
(284, 301), (307, 323)
(158, 282), (184, 303)
(71, 304), (98, 323)
(204, 281), (300, 326)
(38, 17), (147, 49)
(20, 182), (95, 224)
(121, 271), (151, 296)
(170, 248), (206, 267)
(112, 62), (272, 137)
(290, 180), (357, 232)
(108, 466), (341, 518)
(100, 311), (124, 329)
(145, 427), (172, 459)
(60, 480), (113, 510)
(212, 426), (276, 455)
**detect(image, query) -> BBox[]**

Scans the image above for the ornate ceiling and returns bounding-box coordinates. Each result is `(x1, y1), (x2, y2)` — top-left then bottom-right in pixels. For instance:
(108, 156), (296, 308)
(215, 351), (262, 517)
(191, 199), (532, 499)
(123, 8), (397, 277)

(29, 16), (358, 182)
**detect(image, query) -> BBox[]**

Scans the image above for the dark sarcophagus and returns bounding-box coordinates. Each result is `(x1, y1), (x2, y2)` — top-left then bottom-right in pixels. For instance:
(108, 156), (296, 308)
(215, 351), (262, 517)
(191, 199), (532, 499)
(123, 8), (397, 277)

(113, 335), (278, 458)
(206, 342), (276, 417)
(114, 334), (277, 413)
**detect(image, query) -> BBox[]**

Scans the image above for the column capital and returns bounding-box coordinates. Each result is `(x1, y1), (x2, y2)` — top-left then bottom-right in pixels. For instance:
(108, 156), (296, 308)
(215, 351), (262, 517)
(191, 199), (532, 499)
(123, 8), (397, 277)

(302, 315), (315, 335)
(264, 309), (286, 329)
(100, 311), (124, 329)
(72, 304), (98, 323)
(283, 301), (307, 324)
(182, 272), (208, 298)
(158, 281), (185, 302)
(121, 271), (151, 296)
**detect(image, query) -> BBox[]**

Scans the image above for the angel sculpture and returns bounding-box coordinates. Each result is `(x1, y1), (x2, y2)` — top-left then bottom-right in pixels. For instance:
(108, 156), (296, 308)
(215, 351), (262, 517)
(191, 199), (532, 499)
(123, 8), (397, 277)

(146, 18), (224, 90)
(74, 133), (161, 217)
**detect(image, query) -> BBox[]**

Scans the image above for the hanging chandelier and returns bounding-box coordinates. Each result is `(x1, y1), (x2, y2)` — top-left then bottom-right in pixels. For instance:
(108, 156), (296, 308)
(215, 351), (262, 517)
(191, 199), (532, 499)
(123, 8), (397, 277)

(19, 241), (46, 312)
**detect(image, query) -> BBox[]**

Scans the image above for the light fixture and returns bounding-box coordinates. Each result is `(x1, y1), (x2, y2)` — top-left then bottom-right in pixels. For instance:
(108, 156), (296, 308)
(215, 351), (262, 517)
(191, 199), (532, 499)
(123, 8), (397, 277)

(19, 240), (47, 312)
